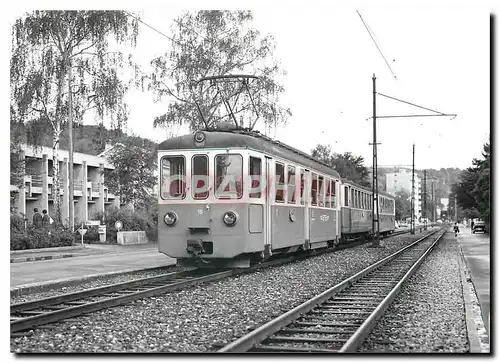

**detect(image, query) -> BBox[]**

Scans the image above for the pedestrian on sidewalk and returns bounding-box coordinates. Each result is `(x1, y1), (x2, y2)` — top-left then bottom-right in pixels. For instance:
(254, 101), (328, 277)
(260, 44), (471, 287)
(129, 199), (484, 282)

(42, 209), (51, 227)
(471, 219), (475, 232)
(32, 208), (42, 228)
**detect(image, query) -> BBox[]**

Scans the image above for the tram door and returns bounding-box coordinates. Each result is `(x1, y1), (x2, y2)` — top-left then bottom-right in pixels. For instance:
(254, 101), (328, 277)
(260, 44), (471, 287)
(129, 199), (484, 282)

(264, 156), (273, 254)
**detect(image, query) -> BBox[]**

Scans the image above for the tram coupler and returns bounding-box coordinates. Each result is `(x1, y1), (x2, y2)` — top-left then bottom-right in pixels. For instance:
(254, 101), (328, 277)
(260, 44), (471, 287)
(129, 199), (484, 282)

(187, 239), (205, 254)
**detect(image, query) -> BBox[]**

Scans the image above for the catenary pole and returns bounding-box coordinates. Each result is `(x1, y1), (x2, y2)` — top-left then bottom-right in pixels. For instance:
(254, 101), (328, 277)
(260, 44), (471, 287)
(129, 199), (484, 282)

(411, 144), (415, 235)
(423, 170), (427, 230)
(371, 74), (380, 246)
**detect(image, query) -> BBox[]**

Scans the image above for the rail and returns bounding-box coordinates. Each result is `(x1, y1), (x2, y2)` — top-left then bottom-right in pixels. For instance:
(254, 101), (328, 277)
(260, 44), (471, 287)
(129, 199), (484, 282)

(11, 228), (412, 337)
(218, 227), (445, 353)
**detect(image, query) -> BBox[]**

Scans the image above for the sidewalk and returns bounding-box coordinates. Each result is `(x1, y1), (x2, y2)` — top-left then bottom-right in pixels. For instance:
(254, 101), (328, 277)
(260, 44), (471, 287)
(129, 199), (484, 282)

(10, 242), (159, 263)
(10, 243), (176, 295)
(456, 227), (490, 336)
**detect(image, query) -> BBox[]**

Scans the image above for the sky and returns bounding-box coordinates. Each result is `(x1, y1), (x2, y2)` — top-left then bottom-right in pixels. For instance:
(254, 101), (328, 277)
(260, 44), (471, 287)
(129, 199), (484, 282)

(2, 0), (493, 173)
(112, 1), (492, 171)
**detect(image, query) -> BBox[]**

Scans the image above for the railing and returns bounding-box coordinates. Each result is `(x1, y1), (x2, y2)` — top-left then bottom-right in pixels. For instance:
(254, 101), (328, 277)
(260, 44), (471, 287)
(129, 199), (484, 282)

(73, 180), (83, 191)
(31, 175), (43, 187)
(91, 182), (100, 193)
(25, 167), (38, 176)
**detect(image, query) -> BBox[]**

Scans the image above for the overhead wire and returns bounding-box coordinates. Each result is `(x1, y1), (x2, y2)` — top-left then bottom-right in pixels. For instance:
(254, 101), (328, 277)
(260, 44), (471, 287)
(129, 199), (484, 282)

(356, 10), (397, 80)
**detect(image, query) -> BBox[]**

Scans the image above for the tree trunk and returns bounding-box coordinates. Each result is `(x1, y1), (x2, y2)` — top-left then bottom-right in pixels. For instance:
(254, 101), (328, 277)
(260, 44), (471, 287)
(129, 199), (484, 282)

(52, 125), (62, 225)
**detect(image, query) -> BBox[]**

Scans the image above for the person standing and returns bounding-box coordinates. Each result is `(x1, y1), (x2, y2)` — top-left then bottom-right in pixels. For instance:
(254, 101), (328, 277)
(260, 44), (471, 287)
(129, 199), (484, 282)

(33, 208), (42, 228)
(471, 219), (475, 232)
(42, 209), (51, 227)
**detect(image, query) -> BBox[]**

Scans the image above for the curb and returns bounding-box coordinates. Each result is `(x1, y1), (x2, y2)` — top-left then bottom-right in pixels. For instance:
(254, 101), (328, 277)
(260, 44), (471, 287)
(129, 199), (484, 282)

(10, 254), (75, 263)
(10, 264), (175, 298)
(457, 245), (488, 353)
(10, 244), (87, 255)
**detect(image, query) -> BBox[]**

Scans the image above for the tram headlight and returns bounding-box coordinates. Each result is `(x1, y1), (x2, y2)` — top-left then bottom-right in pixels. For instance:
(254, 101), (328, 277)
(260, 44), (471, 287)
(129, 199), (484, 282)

(223, 211), (238, 226)
(164, 211), (178, 226)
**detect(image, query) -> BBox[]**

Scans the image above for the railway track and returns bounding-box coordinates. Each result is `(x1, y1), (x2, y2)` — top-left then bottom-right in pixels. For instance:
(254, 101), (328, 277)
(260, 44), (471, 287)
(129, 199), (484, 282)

(218, 228), (446, 353)
(11, 228), (414, 337)
(10, 268), (233, 335)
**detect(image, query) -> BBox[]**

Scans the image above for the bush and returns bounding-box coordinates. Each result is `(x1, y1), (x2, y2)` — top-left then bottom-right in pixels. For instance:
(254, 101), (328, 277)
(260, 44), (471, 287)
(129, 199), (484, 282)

(10, 224), (75, 251)
(94, 207), (158, 243)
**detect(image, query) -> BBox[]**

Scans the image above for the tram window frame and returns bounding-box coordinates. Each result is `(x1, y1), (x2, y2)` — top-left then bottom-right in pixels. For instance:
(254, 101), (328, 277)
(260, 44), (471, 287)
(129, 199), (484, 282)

(191, 154), (209, 200)
(325, 179), (331, 208)
(318, 175), (325, 207)
(275, 162), (286, 203)
(215, 153), (243, 199)
(249, 156), (262, 198)
(344, 186), (349, 207)
(287, 165), (296, 204)
(331, 181), (337, 208)
(160, 155), (186, 200)
(300, 169), (305, 205)
(311, 173), (318, 206)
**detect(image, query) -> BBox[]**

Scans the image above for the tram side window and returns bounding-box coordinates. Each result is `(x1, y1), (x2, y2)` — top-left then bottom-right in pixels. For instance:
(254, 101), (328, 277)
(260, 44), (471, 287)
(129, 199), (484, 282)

(318, 175), (325, 207)
(215, 154), (243, 199)
(249, 156), (262, 198)
(287, 166), (296, 204)
(275, 162), (285, 202)
(300, 170), (305, 205)
(325, 179), (331, 208)
(330, 180), (337, 208)
(344, 186), (349, 207)
(161, 156), (186, 199)
(311, 173), (318, 206)
(192, 155), (209, 200)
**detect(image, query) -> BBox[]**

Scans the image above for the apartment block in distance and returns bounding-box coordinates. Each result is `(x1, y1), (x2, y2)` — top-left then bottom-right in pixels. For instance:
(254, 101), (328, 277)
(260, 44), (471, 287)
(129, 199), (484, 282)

(10, 144), (120, 226)
(385, 168), (422, 220)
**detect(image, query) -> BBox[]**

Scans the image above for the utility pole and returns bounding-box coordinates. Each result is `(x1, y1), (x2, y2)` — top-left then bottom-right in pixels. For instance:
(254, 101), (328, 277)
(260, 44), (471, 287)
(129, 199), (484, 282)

(455, 195), (458, 222)
(366, 74), (455, 241)
(431, 181), (435, 222)
(411, 144), (415, 235)
(371, 74), (380, 246)
(423, 170), (427, 230)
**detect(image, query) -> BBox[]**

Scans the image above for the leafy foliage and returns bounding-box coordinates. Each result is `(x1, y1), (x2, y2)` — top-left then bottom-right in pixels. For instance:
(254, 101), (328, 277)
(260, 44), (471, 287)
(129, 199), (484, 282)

(10, 214), (75, 250)
(394, 190), (412, 221)
(311, 144), (371, 187)
(149, 10), (291, 132)
(452, 141), (490, 223)
(10, 10), (139, 224)
(94, 208), (157, 243)
(105, 138), (157, 211)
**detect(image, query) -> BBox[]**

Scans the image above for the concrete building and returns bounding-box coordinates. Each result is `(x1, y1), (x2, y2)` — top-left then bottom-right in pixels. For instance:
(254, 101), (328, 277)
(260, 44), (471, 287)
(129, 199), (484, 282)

(10, 144), (120, 226)
(385, 169), (422, 220)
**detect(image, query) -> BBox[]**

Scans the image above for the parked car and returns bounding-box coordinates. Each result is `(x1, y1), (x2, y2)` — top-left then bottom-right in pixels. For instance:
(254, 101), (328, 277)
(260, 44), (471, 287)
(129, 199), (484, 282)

(473, 220), (486, 233)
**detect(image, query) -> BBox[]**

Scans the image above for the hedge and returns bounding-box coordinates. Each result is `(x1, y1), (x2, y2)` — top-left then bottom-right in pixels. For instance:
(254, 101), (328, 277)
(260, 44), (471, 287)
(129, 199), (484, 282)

(11, 226), (74, 251)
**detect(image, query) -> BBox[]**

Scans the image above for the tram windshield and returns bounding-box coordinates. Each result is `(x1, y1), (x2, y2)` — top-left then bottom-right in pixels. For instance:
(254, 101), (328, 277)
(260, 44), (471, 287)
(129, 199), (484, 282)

(160, 156), (186, 199)
(215, 154), (243, 199)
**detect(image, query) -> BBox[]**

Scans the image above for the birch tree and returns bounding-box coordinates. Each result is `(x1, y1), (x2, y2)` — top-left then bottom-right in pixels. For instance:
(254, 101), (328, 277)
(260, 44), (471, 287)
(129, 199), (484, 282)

(10, 10), (139, 225)
(149, 10), (291, 132)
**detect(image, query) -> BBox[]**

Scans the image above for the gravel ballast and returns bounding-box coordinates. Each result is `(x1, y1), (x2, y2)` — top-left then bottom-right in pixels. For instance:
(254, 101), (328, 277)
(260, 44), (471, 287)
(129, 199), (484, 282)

(12, 231), (436, 353)
(11, 265), (184, 305)
(360, 234), (469, 353)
